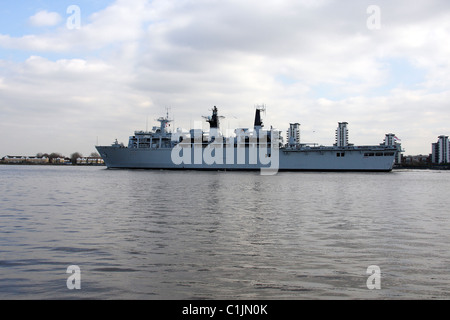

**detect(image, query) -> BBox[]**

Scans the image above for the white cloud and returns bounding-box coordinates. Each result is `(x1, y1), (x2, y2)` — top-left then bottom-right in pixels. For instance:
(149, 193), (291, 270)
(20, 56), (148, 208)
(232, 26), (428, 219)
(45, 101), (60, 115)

(29, 10), (62, 27)
(1, 0), (152, 53)
(1, 0), (450, 156)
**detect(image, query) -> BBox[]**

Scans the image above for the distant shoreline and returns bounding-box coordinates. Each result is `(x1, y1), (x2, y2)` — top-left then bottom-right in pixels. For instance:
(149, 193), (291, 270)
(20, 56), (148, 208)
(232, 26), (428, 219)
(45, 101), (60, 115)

(0, 162), (105, 166)
(394, 164), (450, 170)
(1, 162), (450, 170)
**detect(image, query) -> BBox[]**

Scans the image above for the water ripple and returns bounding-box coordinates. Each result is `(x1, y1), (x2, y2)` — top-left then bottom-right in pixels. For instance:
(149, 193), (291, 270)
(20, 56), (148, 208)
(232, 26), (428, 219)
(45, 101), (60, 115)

(1, 167), (450, 299)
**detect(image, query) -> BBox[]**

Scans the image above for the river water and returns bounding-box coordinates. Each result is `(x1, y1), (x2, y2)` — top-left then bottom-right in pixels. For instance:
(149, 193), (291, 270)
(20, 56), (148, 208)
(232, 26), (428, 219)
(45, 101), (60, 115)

(1, 165), (450, 299)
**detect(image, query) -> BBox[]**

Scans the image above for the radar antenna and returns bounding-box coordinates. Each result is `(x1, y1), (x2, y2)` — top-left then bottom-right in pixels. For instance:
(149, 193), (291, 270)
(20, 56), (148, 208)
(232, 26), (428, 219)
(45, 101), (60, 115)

(202, 106), (225, 129)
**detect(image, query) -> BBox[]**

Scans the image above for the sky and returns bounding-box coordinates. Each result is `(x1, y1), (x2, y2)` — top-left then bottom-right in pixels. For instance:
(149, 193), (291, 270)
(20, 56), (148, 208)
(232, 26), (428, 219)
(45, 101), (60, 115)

(1, 0), (450, 157)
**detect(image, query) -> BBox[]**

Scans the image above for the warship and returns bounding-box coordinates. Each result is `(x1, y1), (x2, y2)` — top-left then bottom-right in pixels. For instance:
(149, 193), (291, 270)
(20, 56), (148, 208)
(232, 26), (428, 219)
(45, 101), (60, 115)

(96, 106), (400, 173)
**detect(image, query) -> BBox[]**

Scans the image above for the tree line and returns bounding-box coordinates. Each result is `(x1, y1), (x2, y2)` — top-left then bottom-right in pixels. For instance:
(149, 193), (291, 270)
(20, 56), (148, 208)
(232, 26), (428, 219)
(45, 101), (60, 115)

(36, 152), (100, 165)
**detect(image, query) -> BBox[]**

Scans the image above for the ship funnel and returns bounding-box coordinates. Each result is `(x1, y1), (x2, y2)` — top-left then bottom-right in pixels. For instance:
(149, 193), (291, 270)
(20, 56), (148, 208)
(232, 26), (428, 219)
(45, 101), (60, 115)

(254, 105), (265, 129)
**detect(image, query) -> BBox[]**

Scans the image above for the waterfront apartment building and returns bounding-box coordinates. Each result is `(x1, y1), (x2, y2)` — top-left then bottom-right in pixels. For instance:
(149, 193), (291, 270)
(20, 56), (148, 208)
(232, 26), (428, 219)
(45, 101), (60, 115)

(432, 135), (450, 164)
(334, 122), (349, 147)
(76, 157), (105, 165)
(287, 123), (300, 146)
(1, 156), (49, 164)
(382, 133), (402, 165)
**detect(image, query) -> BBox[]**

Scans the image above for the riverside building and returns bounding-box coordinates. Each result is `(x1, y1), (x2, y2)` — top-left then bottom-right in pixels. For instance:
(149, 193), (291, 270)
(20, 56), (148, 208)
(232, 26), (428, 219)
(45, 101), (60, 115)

(432, 135), (450, 164)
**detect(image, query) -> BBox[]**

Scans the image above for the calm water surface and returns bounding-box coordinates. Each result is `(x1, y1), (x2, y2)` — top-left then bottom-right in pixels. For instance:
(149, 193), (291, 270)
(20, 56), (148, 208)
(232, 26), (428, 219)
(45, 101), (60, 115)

(1, 165), (450, 299)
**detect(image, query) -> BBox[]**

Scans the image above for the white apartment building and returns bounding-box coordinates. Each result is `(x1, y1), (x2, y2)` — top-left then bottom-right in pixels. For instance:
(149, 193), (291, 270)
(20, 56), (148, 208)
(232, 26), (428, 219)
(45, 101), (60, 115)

(334, 122), (349, 147)
(432, 135), (450, 164)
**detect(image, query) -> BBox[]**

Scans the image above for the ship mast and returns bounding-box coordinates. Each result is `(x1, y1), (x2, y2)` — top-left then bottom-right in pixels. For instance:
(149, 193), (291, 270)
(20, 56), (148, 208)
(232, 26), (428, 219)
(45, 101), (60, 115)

(203, 106), (224, 130)
(157, 108), (173, 134)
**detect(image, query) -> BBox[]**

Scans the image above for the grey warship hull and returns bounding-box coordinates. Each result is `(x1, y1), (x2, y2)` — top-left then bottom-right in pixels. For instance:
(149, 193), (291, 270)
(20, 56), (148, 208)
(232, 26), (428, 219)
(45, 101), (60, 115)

(96, 106), (399, 172)
(96, 145), (397, 172)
